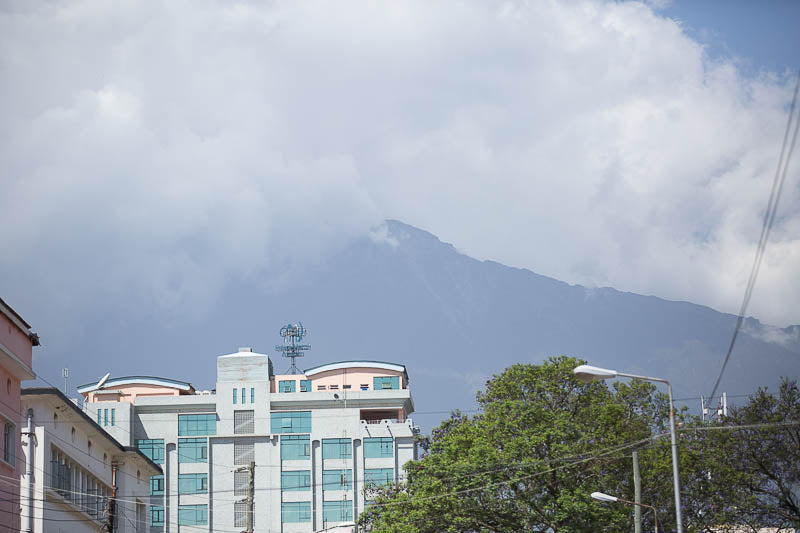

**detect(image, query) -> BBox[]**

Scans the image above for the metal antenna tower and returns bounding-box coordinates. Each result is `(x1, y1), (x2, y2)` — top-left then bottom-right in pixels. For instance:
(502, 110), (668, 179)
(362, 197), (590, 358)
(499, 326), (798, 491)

(275, 322), (311, 374)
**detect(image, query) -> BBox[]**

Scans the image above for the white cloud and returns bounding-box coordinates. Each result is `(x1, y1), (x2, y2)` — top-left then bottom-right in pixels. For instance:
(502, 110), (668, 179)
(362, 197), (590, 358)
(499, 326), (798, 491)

(1, 0), (798, 329)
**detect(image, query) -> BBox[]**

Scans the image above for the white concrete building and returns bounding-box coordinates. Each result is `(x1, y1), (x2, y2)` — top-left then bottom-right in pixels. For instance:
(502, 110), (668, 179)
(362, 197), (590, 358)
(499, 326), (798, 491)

(20, 388), (162, 533)
(77, 347), (418, 532)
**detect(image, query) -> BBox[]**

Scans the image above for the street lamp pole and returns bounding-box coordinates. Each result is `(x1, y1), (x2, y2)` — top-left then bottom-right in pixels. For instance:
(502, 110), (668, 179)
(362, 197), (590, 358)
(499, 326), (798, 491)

(575, 365), (683, 533)
(591, 492), (659, 533)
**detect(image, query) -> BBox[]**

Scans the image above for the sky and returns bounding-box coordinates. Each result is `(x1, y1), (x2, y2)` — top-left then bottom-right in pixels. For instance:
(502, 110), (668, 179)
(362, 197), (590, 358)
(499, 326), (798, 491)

(1, 0), (799, 370)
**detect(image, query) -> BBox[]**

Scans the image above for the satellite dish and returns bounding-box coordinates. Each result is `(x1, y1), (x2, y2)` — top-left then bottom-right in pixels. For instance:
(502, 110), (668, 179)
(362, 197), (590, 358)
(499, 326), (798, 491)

(96, 373), (111, 390)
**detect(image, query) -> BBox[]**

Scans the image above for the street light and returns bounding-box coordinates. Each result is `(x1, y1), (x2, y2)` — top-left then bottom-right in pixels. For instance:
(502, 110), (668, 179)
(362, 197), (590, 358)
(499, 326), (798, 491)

(574, 364), (683, 533)
(591, 491), (659, 533)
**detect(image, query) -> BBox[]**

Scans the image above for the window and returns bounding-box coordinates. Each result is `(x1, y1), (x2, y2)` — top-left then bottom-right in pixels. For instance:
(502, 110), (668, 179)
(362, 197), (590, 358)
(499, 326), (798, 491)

(103, 409), (108, 426)
(317, 385), (326, 390)
(343, 384), (351, 389)
(365, 468), (394, 486)
(323, 500), (353, 523)
(322, 469), (352, 491)
(96, 410), (101, 424)
(282, 501), (311, 523)
(360, 383), (369, 391)
(234, 440), (254, 465)
(234, 470), (249, 497)
(373, 376), (400, 390)
(241, 387), (246, 404)
(299, 380), (312, 392)
(178, 438), (207, 463)
(364, 437), (393, 458)
(150, 475), (164, 495)
(179, 473), (208, 494)
(233, 388), (237, 404)
(178, 414), (216, 436)
(234, 411), (254, 434)
(281, 470), (311, 491)
(150, 506), (165, 526)
(329, 384), (339, 390)
(322, 438), (351, 459)
(2, 422), (14, 465)
(250, 388), (255, 403)
(279, 380), (296, 393)
(281, 435), (310, 460)
(136, 439), (165, 464)
(178, 504), (208, 526)
(271, 411), (311, 434)
(234, 501), (253, 528)
(110, 409), (115, 426)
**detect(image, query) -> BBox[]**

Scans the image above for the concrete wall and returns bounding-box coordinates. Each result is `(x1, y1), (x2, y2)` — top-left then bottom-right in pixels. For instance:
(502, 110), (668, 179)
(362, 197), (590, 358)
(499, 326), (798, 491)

(20, 392), (158, 533)
(81, 350), (418, 532)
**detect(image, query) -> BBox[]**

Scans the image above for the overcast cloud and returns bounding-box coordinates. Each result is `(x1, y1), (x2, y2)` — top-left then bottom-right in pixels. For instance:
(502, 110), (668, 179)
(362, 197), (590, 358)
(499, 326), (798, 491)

(1, 0), (798, 332)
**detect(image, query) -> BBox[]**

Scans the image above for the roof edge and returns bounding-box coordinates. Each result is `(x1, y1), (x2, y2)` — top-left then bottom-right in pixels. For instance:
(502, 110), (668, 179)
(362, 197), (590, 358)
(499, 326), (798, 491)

(21, 387), (162, 474)
(77, 376), (194, 394)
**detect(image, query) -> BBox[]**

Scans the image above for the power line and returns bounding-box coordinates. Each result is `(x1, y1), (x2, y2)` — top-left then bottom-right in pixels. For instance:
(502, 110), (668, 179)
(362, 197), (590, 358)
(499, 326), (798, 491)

(708, 69), (800, 404)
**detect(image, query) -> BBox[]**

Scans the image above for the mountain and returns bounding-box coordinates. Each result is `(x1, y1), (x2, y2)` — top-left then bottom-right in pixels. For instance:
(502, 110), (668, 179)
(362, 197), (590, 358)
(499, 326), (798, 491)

(39, 220), (800, 432)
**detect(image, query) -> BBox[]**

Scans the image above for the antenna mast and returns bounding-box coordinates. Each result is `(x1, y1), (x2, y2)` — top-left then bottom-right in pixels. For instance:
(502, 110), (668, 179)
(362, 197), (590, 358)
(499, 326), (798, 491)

(276, 322), (311, 374)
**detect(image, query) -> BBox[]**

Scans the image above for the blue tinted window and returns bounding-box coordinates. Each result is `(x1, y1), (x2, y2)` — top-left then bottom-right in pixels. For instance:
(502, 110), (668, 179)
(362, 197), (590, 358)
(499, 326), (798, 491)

(150, 506), (164, 526)
(279, 380), (296, 393)
(178, 505), (208, 526)
(364, 468), (394, 486)
(282, 501), (311, 523)
(322, 469), (352, 491)
(299, 380), (312, 392)
(150, 475), (164, 495)
(364, 437), (393, 458)
(271, 411), (311, 434)
(323, 500), (353, 523)
(322, 438), (351, 459)
(281, 435), (310, 460)
(178, 414), (216, 436)
(281, 470), (311, 491)
(241, 387), (246, 404)
(373, 376), (400, 390)
(251, 388), (255, 403)
(178, 438), (207, 463)
(178, 473), (208, 494)
(233, 388), (237, 404)
(136, 439), (165, 464)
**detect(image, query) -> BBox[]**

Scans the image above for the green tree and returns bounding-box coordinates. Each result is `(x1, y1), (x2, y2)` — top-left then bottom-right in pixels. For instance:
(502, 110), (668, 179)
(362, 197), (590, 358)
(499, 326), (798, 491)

(359, 356), (670, 532)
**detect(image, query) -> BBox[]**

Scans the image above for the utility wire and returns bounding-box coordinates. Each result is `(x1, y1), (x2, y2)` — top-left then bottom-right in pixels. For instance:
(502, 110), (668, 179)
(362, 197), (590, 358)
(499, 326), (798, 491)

(708, 69), (800, 404)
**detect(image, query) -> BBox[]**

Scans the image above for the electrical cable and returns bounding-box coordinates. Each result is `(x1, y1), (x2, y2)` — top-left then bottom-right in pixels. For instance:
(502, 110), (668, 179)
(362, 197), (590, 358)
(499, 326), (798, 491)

(708, 69), (800, 405)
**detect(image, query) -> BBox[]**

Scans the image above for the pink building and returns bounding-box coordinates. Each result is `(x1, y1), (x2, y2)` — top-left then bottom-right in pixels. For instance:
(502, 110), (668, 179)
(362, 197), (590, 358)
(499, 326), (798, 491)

(0, 297), (38, 532)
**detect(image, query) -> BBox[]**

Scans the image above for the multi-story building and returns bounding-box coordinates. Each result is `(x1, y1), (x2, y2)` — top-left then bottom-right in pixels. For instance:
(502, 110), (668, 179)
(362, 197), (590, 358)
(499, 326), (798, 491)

(20, 387), (162, 532)
(78, 346), (418, 532)
(0, 297), (38, 531)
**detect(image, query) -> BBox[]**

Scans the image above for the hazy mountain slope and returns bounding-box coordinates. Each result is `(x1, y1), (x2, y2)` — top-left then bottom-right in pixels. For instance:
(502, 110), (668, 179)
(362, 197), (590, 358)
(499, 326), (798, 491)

(52, 220), (798, 432)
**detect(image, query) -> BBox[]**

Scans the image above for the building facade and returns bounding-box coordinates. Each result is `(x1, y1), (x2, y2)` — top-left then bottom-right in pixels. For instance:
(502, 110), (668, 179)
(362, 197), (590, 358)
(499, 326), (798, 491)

(0, 297), (38, 531)
(20, 388), (162, 532)
(78, 347), (418, 532)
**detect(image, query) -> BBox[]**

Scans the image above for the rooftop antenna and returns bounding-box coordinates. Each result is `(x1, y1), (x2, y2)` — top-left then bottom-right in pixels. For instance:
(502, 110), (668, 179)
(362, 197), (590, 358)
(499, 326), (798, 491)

(97, 372), (111, 390)
(62, 368), (69, 395)
(276, 322), (311, 374)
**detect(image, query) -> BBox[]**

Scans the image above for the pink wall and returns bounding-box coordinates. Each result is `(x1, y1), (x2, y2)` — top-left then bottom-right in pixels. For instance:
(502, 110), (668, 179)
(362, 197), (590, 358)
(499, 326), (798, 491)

(85, 383), (187, 403)
(272, 367), (406, 392)
(0, 311), (33, 370)
(0, 306), (35, 533)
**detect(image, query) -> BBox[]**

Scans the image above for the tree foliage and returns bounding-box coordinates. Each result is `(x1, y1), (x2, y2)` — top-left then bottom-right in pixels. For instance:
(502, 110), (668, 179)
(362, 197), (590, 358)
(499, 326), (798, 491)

(359, 356), (670, 532)
(359, 358), (800, 533)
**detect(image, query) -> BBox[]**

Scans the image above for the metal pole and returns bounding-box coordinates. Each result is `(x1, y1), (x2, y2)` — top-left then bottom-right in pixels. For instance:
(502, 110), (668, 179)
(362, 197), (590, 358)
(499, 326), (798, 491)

(246, 460), (255, 533)
(21, 409), (34, 533)
(616, 372), (683, 533)
(666, 383), (683, 533)
(632, 451), (642, 533)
